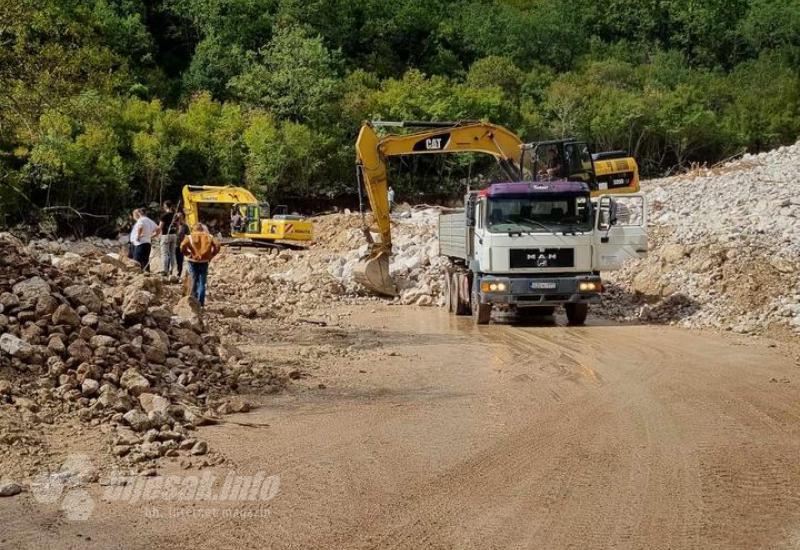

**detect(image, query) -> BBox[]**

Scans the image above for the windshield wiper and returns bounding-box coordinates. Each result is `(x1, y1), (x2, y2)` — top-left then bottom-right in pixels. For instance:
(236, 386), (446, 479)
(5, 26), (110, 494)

(517, 218), (559, 236)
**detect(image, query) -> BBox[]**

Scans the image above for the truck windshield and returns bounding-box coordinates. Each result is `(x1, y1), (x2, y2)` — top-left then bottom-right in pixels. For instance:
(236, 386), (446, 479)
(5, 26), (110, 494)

(486, 195), (592, 233)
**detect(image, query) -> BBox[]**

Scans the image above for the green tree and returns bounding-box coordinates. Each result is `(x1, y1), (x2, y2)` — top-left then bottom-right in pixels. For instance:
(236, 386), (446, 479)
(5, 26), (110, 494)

(228, 25), (340, 123)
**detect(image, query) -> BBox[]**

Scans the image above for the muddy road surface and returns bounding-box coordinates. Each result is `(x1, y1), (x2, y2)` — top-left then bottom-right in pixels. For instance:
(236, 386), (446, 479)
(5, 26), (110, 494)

(4, 307), (800, 549)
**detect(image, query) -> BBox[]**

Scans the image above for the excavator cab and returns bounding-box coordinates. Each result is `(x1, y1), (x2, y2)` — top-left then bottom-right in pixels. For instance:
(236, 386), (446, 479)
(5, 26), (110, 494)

(232, 203), (262, 235)
(523, 139), (594, 184)
(522, 140), (639, 195)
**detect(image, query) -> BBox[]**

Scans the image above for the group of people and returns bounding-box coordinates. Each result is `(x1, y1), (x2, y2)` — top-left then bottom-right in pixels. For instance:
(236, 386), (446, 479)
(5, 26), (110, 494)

(129, 201), (219, 306)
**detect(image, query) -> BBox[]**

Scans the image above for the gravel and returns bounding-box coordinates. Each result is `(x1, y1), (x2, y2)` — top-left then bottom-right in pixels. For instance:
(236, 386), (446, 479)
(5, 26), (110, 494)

(602, 140), (800, 335)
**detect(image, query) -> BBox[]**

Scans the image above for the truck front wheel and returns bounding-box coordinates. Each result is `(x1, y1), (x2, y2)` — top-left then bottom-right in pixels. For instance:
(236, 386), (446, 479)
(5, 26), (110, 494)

(565, 303), (589, 326)
(472, 290), (491, 325)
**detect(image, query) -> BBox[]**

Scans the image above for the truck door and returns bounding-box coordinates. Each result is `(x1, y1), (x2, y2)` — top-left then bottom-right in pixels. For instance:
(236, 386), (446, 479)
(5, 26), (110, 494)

(592, 194), (648, 271)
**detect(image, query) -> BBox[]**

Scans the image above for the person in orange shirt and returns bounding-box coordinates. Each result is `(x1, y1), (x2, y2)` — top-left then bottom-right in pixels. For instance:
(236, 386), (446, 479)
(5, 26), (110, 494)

(179, 224), (220, 306)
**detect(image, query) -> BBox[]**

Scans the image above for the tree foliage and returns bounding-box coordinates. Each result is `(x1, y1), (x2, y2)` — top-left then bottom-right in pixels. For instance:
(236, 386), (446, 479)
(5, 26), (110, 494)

(1, 0), (800, 230)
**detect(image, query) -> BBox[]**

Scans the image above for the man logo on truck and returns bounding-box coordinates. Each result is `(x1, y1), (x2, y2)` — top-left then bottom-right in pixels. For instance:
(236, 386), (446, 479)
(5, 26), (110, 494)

(528, 252), (557, 267)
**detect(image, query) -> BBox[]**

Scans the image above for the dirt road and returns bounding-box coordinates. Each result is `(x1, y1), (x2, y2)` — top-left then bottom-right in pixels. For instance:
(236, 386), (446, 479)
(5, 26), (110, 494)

(4, 307), (800, 549)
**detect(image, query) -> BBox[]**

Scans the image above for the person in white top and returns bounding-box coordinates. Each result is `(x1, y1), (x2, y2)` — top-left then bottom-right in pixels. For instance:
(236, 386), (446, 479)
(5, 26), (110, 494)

(130, 208), (158, 271)
(387, 186), (395, 212)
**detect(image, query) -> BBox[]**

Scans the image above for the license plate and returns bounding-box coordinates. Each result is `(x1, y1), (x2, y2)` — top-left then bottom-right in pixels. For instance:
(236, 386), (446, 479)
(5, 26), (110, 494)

(530, 281), (557, 290)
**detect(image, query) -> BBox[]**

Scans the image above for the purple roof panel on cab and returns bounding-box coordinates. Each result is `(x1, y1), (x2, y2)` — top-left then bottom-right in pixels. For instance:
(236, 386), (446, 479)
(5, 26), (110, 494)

(482, 180), (589, 197)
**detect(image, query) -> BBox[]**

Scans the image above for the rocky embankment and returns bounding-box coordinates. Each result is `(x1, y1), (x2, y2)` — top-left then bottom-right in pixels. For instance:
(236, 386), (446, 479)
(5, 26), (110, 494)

(603, 141), (800, 335)
(0, 234), (282, 490)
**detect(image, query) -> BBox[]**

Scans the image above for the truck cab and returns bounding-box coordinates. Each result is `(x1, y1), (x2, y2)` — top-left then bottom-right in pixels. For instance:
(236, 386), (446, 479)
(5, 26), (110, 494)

(439, 181), (647, 325)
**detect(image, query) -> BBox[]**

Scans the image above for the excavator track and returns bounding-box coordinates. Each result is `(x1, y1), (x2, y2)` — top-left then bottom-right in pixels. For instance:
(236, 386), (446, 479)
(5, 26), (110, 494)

(222, 239), (308, 252)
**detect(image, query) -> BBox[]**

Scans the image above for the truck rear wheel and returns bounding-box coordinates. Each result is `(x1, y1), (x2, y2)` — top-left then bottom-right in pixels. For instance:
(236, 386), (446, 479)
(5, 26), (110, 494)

(565, 303), (589, 326)
(454, 273), (471, 316)
(445, 272), (455, 314)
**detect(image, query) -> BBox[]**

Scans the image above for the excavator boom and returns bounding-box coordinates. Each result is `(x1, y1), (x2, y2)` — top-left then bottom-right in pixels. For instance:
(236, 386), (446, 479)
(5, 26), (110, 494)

(354, 121), (524, 296)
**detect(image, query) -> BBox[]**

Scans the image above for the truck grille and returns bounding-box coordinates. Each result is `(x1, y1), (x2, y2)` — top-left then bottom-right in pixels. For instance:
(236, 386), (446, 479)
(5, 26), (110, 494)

(510, 248), (574, 269)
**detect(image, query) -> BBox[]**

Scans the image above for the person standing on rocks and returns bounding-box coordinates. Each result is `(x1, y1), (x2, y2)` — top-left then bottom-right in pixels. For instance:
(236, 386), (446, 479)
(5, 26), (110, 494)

(388, 186), (396, 213)
(174, 212), (190, 277)
(179, 223), (220, 306)
(130, 208), (158, 271)
(158, 200), (178, 276)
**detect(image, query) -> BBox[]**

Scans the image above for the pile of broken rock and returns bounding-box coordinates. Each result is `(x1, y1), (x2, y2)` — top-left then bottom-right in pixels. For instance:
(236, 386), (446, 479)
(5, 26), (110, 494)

(0, 233), (267, 487)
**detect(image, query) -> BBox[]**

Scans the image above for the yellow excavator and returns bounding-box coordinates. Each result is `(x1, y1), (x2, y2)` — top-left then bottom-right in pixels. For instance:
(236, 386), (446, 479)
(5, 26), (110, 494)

(354, 121), (524, 295)
(353, 120), (640, 296)
(181, 185), (313, 247)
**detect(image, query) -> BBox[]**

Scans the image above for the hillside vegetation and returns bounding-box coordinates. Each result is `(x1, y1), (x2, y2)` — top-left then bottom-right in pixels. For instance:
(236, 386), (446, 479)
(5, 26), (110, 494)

(1, 0), (799, 230)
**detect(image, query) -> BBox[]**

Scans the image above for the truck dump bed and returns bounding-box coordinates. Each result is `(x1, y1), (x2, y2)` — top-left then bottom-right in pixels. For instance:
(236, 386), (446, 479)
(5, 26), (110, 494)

(438, 212), (469, 261)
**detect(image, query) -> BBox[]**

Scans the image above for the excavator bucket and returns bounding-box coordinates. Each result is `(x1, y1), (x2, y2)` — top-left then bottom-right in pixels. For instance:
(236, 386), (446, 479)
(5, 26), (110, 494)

(353, 252), (397, 296)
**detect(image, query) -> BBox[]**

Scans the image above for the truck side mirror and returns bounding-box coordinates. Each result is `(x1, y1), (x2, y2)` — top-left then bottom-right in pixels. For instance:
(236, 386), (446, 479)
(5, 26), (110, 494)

(609, 201), (619, 225)
(597, 196), (616, 230)
(465, 193), (477, 227)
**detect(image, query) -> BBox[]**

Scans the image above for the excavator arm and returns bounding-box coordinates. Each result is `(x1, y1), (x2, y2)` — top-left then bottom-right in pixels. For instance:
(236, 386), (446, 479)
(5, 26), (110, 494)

(354, 121), (524, 296)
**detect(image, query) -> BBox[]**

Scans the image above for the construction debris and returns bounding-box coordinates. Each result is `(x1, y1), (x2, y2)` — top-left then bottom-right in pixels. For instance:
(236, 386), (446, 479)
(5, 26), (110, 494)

(0, 234), (284, 484)
(603, 141), (800, 335)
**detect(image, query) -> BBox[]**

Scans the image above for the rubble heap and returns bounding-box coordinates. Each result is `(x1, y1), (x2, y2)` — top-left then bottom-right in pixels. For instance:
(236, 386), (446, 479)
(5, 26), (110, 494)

(603, 141), (800, 335)
(0, 234), (277, 481)
(211, 208), (450, 315)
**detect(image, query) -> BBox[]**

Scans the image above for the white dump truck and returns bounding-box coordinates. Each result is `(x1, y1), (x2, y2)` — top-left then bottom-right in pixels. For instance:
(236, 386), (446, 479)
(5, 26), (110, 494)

(439, 181), (647, 325)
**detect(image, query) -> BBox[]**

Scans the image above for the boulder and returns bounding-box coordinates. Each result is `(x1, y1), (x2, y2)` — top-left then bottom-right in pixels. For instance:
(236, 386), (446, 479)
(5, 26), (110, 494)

(101, 253), (141, 272)
(122, 409), (151, 432)
(138, 393), (170, 415)
(143, 328), (170, 354)
(35, 295), (59, 316)
(67, 339), (92, 363)
(120, 369), (150, 396)
(0, 483), (22, 497)
(81, 312), (99, 328)
(661, 244), (688, 264)
(12, 276), (51, 303)
(0, 293), (18, 310)
(0, 333), (33, 359)
(81, 378), (100, 397)
(143, 345), (167, 365)
(89, 335), (117, 349)
(190, 441), (208, 456)
(52, 304), (81, 328)
(172, 327), (202, 347)
(63, 284), (104, 312)
(47, 335), (66, 356)
(122, 290), (153, 324)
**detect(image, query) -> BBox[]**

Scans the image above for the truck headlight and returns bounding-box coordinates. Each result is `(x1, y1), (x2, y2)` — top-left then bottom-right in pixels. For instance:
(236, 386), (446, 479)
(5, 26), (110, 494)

(481, 281), (508, 293)
(579, 281), (600, 292)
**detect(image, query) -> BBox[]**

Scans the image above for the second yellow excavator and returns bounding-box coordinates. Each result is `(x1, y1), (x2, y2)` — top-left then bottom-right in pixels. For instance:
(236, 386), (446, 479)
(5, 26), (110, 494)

(181, 185), (313, 247)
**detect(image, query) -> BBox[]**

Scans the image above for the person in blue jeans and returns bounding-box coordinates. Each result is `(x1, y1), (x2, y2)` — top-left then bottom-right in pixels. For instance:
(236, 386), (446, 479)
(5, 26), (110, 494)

(188, 261), (209, 305)
(179, 224), (220, 306)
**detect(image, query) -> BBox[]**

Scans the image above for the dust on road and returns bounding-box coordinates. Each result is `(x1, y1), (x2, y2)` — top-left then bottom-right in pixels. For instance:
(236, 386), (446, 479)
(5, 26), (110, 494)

(4, 306), (800, 549)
